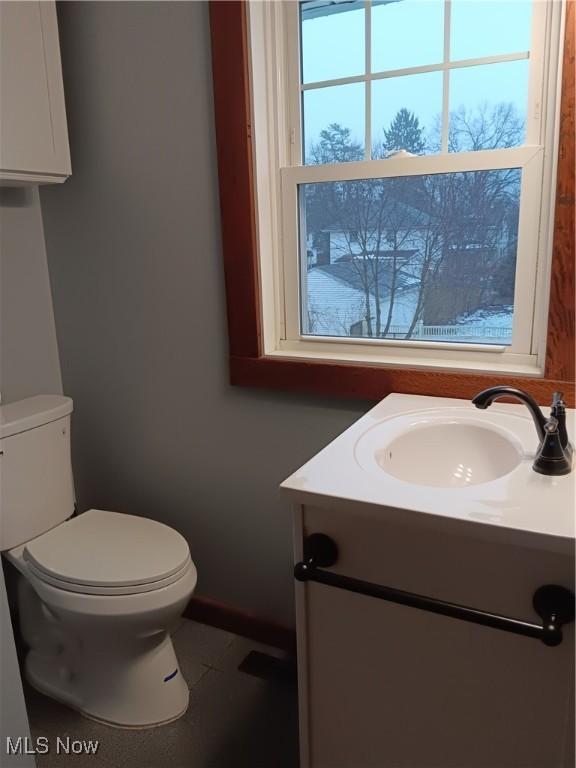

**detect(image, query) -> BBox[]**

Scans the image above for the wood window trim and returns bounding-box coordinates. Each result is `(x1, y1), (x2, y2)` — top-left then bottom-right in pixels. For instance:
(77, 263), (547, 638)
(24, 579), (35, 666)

(209, 0), (575, 405)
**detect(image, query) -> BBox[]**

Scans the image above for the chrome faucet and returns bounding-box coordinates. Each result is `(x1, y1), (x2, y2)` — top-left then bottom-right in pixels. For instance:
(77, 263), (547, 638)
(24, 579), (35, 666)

(472, 386), (573, 476)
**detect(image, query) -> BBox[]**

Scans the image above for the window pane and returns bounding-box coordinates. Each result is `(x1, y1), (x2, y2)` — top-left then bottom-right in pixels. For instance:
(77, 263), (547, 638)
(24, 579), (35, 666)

(449, 61), (528, 151)
(372, 0), (444, 73)
(300, 0), (365, 84)
(299, 169), (521, 345)
(372, 72), (442, 157)
(303, 84), (365, 164)
(451, 1), (533, 61)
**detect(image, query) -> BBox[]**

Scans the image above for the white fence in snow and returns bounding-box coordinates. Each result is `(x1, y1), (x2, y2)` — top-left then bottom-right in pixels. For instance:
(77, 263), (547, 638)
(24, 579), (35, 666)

(381, 323), (512, 340)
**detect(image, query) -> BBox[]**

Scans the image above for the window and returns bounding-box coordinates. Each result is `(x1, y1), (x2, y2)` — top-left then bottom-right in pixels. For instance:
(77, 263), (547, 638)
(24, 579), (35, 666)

(249, 0), (566, 376)
(209, 0), (576, 404)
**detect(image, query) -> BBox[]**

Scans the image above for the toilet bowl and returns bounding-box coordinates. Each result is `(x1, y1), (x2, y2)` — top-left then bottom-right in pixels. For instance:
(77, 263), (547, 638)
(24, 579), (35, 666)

(0, 397), (197, 728)
(5, 510), (197, 728)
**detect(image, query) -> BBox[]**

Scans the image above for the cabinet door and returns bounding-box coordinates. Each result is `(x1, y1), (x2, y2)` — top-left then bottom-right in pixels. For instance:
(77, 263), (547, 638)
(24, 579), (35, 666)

(0, 1), (71, 182)
(299, 506), (575, 768)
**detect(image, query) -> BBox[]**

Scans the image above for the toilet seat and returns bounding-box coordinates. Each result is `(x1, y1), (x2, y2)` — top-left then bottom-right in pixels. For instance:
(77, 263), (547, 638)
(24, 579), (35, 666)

(26, 556), (195, 595)
(23, 509), (193, 596)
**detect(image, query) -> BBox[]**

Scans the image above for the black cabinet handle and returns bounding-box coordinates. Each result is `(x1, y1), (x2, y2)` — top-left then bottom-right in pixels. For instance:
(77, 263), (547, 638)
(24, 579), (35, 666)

(294, 534), (575, 647)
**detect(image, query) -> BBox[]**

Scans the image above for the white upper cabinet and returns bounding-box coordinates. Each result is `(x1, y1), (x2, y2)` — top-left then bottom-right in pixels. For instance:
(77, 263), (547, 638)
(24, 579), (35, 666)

(0, 1), (71, 184)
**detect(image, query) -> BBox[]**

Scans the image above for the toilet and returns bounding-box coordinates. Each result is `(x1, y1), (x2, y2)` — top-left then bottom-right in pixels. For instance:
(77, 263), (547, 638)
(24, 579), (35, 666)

(0, 395), (197, 728)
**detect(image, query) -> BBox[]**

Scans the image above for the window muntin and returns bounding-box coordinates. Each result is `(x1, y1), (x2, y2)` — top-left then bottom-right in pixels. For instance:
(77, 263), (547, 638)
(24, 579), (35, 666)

(299, 0), (533, 162)
(371, 73), (443, 157)
(300, 1), (365, 83)
(371, 1), (445, 73)
(448, 60), (529, 151)
(303, 83), (365, 164)
(450, 1), (533, 61)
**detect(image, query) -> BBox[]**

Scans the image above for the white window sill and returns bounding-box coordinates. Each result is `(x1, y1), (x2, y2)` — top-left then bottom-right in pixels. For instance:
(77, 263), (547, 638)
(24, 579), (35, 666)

(267, 339), (544, 377)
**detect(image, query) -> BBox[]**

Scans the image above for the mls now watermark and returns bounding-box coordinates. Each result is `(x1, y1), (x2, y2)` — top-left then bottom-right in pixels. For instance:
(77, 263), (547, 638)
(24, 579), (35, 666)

(6, 736), (99, 756)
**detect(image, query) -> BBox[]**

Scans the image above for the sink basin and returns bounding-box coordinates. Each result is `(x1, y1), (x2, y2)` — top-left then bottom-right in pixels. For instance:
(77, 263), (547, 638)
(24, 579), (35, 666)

(355, 409), (526, 488)
(282, 394), (575, 545)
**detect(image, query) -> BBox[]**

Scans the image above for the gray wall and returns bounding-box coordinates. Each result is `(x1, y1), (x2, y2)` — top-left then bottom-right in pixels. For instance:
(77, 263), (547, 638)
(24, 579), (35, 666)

(41, 1), (369, 627)
(0, 188), (62, 402)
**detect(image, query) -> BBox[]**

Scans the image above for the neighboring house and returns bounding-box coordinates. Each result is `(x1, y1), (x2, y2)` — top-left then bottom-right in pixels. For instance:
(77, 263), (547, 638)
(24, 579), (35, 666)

(303, 199), (432, 337)
(304, 187), (518, 338)
(304, 256), (420, 337)
(307, 199), (433, 270)
(304, 256), (513, 343)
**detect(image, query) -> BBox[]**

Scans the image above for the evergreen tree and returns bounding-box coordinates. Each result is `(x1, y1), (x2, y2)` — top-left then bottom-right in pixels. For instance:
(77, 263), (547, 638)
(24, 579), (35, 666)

(383, 108), (426, 155)
(309, 123), (363, 164)
(306, 123), (363, 232)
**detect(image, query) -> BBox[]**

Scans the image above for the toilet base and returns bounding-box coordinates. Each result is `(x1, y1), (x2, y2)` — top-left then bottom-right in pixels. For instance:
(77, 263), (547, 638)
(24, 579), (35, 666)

(27, 675), (189, 730)
(25, 631), (190, 729)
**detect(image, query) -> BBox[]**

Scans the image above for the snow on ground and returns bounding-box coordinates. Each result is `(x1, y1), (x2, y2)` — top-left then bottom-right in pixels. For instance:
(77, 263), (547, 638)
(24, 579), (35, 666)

(456, 305), (514, 328)
(445, 305), (513, 345)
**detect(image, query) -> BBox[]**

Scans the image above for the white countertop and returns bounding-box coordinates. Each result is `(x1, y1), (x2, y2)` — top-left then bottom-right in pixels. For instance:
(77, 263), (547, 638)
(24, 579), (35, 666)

(281, 394), (575, 550)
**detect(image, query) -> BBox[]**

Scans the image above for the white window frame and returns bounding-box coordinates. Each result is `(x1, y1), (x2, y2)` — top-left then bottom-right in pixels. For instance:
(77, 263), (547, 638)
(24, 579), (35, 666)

(248, 0), (566, 377)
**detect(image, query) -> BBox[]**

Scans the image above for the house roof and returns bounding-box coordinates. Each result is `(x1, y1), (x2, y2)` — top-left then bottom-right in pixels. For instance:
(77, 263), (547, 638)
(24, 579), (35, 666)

(301, 0), (394, 21)
(317, 199), (433, 232)
(313, 258), (418, 299)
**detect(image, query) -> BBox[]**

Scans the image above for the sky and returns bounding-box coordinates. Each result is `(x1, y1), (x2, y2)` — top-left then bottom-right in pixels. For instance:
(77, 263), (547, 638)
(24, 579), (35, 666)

(300, 0), (533, 158)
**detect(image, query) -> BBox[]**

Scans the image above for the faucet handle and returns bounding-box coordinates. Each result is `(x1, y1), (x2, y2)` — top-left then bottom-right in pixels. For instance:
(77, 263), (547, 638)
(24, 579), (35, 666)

(544, 416), (559, 434)
(552, 392), (565, 410)
(551, 391), (573, 460)
(534, 416), (571, 476)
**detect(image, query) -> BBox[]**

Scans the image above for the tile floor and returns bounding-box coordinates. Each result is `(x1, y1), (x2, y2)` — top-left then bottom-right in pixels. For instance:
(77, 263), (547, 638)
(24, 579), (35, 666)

(24, 620), (299, 768)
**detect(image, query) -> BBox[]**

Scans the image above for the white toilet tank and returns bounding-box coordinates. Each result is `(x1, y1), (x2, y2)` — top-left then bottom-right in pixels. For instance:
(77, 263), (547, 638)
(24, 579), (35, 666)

(0, 395), (75, 551)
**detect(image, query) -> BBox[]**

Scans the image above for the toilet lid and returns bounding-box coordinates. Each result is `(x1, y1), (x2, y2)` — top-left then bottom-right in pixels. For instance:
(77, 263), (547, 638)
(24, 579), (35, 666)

(24, 509), (191, 589)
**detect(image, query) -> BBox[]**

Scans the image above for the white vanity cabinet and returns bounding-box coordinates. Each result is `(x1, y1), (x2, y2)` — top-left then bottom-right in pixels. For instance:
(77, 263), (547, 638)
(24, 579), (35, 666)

(282, 394), (575, 768)
(0, 1), (71, 184)
(292, 505), (574, 768)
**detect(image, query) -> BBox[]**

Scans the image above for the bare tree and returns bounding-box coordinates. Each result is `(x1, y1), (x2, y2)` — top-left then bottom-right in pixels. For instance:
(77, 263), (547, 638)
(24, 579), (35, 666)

(449, 102), (524, 152)
(305, 104), (522, 340)
(307, 118), (427, 338)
